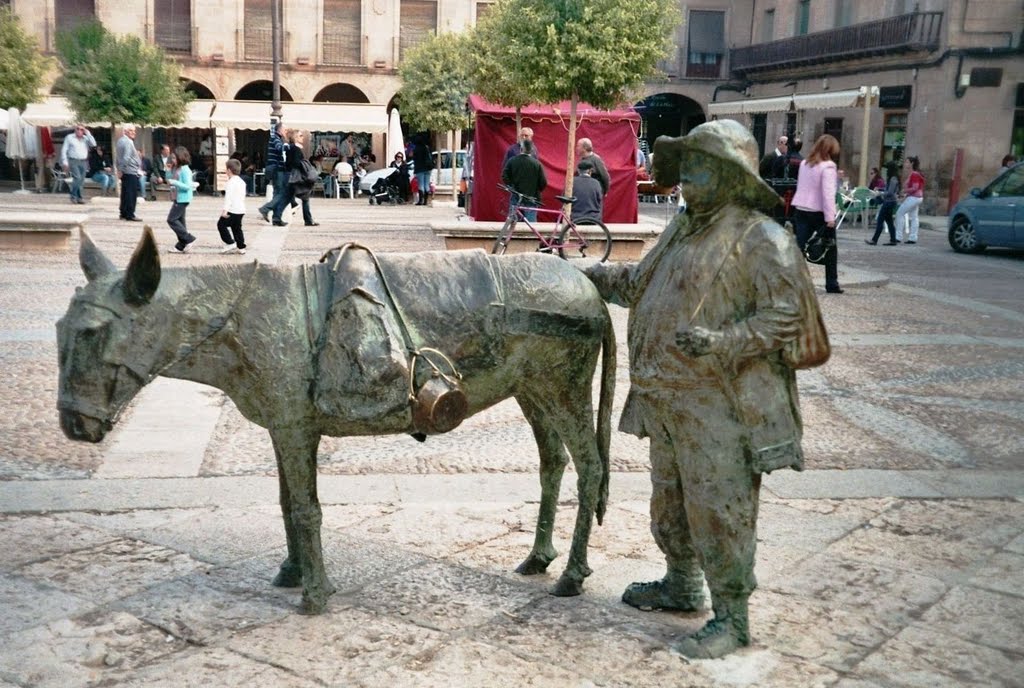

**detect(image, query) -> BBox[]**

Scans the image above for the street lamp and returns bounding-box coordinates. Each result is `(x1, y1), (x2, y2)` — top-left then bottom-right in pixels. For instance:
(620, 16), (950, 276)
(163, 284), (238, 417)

(271, 0), (282, 121)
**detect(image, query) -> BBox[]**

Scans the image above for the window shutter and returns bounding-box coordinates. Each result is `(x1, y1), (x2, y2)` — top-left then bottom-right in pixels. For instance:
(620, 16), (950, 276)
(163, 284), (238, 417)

(323, 0), (361, 65)
(400, 1), (437, 61)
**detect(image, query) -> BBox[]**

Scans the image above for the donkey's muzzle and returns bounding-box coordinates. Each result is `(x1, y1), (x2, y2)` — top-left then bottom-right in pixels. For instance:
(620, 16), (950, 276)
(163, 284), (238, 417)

(59, 408), (110, 443)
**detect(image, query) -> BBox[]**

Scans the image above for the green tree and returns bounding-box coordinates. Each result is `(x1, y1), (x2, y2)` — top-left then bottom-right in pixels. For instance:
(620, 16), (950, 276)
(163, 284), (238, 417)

(467, 1), (535, 137)
(496, 0), (680, 196)
(398, 32), (474, 197)
(0, 8), (49, 111)
(56, 21), (191, 126)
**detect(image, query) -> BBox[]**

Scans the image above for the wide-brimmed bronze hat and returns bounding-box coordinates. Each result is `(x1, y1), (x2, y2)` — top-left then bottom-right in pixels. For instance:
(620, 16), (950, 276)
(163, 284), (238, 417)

(652, 119), (781, 209)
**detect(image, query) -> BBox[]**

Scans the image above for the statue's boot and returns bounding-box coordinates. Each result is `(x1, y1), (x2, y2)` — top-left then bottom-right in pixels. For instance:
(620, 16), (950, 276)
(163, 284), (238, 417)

(621, 570), (705, 612)
(673, 594), (750, 659)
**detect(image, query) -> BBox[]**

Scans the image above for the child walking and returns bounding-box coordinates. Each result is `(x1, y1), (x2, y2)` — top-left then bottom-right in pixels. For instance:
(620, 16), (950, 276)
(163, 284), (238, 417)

(218, 159), (248, 254)
(166, 146), (196, 253)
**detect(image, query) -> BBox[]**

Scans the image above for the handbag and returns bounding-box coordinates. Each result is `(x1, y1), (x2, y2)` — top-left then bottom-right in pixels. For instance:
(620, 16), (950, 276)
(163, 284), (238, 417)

(804, 231), (835, 264)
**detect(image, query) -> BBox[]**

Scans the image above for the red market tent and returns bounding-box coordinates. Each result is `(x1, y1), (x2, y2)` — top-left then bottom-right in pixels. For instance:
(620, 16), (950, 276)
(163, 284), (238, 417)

(469, 95), (641, 223)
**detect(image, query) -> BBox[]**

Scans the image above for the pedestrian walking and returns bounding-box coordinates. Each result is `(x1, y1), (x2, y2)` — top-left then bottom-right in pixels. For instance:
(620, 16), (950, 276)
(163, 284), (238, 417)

(792, 134), (844, 294)
(281, 130), (319, 226)
(61, 124), (95, 204)
(116, 124), (143, 221)
(165, 146), (197, 253)
(866, 161), (901, 245)
(259, 120), (288, 225)
(895, 156), (925, 244)
(217, 158), (247, 255)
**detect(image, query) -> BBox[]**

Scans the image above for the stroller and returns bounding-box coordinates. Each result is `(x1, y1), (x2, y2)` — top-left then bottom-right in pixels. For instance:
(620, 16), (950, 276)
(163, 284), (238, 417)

(368, 168), (407, 205)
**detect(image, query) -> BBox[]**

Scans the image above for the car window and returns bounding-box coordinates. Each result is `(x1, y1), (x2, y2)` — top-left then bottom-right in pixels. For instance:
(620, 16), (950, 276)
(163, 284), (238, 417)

(989, 167), (1024, 197)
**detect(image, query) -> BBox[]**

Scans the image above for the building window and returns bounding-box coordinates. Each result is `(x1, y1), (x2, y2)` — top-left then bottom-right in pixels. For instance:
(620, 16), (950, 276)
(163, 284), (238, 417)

(154, 0), (192, 54)
(796, 0), (810, 35)
(880, 112), (907, 166)
(686, 10), (724, 79)
(835, 0), (853, 27)
(762, 9), (775, 42)
(244, 0), (273, 62)
(399, 0), (436, 62)
(476, 2), (494, 23)
(323, 0), (361, 66)
(55, 0), (96, 35)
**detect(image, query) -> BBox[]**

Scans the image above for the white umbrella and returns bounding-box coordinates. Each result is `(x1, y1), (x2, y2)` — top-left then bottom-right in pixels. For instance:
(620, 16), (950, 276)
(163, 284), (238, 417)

(6, 107), (30, 193)
(387, 108), (404, 162)
(0, 109), (9, 131)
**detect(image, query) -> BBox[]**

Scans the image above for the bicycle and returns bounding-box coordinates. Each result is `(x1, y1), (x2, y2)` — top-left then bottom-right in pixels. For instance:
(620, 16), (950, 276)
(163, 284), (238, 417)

(491, 184), (613, 262)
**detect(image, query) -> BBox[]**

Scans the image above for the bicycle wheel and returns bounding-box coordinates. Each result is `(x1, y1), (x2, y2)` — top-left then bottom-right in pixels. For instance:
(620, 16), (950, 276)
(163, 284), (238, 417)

(558, 220), (612, 261)
(492, 217), (515, 255)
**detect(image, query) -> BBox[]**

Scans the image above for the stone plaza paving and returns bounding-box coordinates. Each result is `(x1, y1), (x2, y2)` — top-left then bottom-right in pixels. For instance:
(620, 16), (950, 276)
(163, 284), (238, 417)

(1, 192), (1022, 687)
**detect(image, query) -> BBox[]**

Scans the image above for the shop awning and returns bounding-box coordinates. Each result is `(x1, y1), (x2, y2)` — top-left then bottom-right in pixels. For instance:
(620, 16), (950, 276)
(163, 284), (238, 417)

(792, 87), (878, 110)
(175, 100), (215, 128)
(208, 100), (388, 132)
(708, 86), (880, 116)
(21, 97), (110, 128)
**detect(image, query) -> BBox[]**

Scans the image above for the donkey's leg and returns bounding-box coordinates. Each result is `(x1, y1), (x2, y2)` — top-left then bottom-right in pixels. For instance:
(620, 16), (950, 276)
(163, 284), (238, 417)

(271, 465), (303, 588)
(269, 427), (335, 614)
(550, 394), (602, 597)
(515, 395), (571, 575)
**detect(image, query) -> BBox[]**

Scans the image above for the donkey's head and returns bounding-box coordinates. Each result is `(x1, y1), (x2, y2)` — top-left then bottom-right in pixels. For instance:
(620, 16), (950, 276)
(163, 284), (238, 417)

(57, 228), (162, 442)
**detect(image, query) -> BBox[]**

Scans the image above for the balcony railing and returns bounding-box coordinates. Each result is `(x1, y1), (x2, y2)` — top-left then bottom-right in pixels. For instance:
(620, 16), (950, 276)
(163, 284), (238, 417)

(154, 21), (193, 54)
(322, 34), (361, 66)
(731, 11), (943, 75)
(244, 26), (273, 62)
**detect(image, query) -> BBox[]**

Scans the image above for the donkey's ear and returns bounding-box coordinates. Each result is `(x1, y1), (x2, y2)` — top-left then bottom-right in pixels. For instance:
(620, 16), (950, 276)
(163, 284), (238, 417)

(79, 229), (116, 282)
(123, 226), (162, 305)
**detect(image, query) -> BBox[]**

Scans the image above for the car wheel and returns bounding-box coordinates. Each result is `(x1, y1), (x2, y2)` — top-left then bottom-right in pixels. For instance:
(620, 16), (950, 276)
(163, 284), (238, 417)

(948, 216), (985, 254)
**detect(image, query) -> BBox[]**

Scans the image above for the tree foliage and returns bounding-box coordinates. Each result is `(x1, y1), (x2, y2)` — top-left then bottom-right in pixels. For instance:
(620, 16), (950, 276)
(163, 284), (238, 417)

(398, 32), (474, 135)
(0, 8), (49, 111)
(56, 21), (192, 126)
(467, 2), (534, 112)
(471, 0), (680, 196)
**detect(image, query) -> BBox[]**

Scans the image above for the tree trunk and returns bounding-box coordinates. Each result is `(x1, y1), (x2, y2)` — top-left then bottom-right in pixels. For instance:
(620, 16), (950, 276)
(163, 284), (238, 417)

(563, 93), (579, 214)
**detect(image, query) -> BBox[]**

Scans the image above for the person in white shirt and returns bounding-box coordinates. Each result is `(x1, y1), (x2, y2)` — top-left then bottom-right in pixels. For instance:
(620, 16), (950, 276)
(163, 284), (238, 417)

(60, 124), (96, 204)
(217, 159), (248, 254)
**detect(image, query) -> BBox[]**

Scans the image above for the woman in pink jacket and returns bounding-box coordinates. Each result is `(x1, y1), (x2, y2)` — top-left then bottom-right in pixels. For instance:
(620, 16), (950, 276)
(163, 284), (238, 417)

(791, 135), (843, 294)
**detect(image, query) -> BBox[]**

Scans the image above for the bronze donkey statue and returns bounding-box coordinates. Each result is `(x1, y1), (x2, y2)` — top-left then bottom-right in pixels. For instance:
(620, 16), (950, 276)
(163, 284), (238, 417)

(57, 227), (615, 613)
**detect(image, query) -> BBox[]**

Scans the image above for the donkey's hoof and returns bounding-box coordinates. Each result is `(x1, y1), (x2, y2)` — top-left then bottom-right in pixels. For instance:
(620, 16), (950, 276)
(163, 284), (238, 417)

(550, 573), (584, 597)
(272, 561), (303, 588)
(515, 552), (555, 576)
(299, 594), (328, 615)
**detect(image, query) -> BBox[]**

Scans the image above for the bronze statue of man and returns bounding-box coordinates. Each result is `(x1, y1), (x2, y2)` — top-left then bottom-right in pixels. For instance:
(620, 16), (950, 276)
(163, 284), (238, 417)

(585, 119), (829, 659)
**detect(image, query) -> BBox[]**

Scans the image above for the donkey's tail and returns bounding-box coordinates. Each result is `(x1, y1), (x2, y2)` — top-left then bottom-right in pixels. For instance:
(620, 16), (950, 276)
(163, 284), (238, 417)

(595, 307), (616, 525)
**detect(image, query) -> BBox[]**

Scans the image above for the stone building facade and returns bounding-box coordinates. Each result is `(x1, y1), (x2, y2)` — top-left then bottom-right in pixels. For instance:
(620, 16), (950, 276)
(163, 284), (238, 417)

(10, 0), (1022, 210)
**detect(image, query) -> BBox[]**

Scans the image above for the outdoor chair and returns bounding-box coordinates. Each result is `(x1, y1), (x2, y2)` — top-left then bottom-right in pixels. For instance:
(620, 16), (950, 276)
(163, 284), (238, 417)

(836, 186), (877, 230)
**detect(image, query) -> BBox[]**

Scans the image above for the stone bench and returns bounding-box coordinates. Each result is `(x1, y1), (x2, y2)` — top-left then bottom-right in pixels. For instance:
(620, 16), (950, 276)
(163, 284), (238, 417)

(431, 219), (663, 261)
(0, 211), (88, 250)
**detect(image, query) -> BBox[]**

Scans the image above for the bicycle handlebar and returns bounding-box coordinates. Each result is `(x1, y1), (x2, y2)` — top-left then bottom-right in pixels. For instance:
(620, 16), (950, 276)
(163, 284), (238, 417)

(497, 183), (538, 207)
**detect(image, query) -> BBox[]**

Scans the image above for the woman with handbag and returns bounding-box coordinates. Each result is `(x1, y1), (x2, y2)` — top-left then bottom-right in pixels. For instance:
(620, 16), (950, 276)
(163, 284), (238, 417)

(278, 130), (320, 227)
(791, 135), (843, 294)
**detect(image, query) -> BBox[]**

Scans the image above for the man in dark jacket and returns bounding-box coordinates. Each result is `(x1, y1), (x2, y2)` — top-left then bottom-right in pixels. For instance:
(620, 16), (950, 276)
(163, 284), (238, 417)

(502, 140), (546, 221)
(571, 159), (603, 225)
(259, 120), (288, 224)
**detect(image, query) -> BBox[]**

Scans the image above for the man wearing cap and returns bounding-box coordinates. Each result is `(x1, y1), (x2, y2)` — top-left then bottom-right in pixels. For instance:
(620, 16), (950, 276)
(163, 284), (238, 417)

(583, 119), (828, 659)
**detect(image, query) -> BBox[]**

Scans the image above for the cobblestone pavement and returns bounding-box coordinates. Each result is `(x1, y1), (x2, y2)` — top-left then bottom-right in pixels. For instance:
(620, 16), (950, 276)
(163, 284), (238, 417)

(1, 193), (1022, 687)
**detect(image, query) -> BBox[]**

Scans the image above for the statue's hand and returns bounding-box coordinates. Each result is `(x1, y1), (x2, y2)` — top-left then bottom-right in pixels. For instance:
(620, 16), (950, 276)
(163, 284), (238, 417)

(676, 326), (722, 357)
